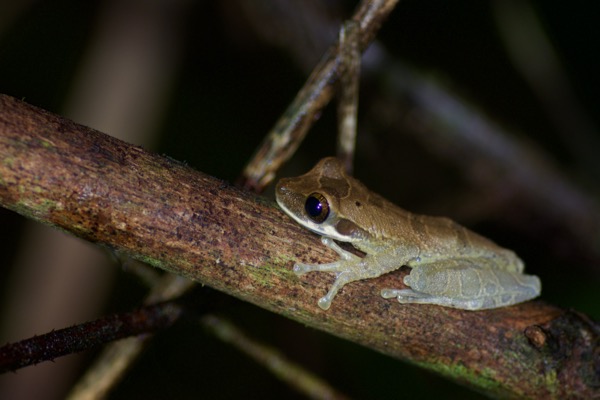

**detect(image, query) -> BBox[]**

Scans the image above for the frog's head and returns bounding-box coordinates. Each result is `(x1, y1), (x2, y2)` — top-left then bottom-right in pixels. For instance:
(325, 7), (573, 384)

(275, 157), (371, 243)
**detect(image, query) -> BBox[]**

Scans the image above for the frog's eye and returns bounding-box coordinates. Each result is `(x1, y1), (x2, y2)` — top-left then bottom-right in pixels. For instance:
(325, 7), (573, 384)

(305, 192), (329, 223)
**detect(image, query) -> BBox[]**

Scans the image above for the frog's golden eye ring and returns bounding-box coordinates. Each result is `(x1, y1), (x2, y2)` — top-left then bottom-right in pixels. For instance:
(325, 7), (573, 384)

(305, 192), (329, 223)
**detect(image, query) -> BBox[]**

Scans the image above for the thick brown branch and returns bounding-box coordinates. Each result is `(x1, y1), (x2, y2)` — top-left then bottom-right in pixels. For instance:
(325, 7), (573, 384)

(0, 94), (597, 398)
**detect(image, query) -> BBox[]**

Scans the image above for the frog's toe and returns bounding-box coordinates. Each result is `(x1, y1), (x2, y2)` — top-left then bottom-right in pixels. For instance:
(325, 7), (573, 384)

(293, 263), (314, 275)
(380, 288), (401, 299)
(317, 295), (333, 310)
(381, 288), (423, 300)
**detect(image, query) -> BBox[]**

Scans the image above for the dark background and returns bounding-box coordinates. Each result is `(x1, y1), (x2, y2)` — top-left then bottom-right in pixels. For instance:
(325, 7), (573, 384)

(0, 1), (598, 398)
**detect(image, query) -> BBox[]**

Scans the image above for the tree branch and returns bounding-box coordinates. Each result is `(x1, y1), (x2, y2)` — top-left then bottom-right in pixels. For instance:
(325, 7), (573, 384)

(0, 302), (182, 373)
(0, 94), (597, 398)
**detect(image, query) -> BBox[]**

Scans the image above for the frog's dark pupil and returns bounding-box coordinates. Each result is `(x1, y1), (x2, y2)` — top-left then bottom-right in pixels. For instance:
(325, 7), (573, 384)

(305, 196), (323, 217)
(305, 193), (329, 223)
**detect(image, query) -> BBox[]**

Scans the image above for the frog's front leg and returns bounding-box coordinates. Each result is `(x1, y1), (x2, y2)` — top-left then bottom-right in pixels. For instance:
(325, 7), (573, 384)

(294, 237), (361, 274)
(381, 261), (541, 310)
(294, 237), (378, 310)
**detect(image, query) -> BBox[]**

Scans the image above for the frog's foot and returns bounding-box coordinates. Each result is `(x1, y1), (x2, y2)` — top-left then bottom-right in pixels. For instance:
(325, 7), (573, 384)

(295, 262), (365, 310)
(293, 265), (359, 310)
(293, 237), (369, 310)
(317, 271), (359, 310)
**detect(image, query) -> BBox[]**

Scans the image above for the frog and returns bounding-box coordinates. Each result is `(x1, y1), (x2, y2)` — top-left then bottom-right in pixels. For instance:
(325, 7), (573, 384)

(275, 157), (541, 311)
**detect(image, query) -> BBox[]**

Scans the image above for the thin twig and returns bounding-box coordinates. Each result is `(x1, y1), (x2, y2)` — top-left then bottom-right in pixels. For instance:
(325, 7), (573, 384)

(0, 302), (182, 373)
(336, 20), (361, 175)
(202, 315), (350, 400)
(66, 275), (194, 399)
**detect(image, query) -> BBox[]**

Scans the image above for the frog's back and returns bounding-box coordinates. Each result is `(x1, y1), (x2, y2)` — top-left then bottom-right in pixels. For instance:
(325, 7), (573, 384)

(350, 181), (523, 271)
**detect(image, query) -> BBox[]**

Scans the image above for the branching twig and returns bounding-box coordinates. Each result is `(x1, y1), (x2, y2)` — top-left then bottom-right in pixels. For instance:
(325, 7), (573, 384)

(241, 0), (399, 191)
(0, 94), (598, 398)
(242, 0), (600, 272)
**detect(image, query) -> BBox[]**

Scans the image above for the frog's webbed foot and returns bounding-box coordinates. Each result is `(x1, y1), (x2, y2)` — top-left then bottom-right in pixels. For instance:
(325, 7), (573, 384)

(294, 237), (363, 310)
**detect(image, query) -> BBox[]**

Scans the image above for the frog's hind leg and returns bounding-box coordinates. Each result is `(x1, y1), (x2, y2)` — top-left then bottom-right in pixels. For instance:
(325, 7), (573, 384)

(381, 261), (541, 310)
